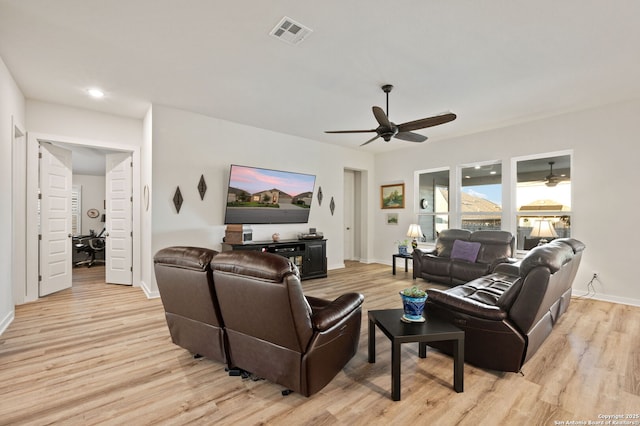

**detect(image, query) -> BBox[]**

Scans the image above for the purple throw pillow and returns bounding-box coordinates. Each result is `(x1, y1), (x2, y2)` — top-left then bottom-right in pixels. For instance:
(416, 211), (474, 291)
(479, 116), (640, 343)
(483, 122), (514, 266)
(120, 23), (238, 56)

(450, 240), (481, 263)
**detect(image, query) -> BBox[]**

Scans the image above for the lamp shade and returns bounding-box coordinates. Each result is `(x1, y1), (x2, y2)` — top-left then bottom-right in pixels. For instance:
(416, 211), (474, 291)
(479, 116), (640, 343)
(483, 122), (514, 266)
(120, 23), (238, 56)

(529, 219), (558, 239)
(407, 224), (423, 239)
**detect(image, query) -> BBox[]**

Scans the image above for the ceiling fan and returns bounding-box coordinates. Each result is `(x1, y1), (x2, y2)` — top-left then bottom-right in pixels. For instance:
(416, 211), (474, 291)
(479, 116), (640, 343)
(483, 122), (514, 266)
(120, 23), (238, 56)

(325, 84), (456, 146)
(545, 161), (559, 187)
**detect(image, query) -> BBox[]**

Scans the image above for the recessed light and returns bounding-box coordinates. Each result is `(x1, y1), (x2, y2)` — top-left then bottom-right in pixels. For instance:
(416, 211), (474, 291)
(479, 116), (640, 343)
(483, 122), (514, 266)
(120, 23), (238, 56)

(87, 88), (104, 98)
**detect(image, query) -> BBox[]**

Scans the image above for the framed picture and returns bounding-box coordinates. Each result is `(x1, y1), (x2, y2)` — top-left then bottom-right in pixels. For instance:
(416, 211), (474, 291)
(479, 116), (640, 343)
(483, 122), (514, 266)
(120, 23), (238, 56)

(386, 213), (399, 225)
(381, 183), (405, 209)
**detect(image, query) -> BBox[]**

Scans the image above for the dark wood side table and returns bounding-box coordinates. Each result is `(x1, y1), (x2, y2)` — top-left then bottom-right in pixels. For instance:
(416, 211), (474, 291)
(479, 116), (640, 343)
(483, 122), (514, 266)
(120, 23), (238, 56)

(368, 308), (464, 401)
(392, 253), (413, 275)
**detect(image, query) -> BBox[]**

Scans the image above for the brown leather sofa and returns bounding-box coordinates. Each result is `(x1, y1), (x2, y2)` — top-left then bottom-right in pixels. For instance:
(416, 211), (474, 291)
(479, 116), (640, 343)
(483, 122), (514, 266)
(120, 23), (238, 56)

(413, 229), (515, 286)
(211, 250), (364, 397)
(153, 246), (227, 363)
(425, 238), (585, 372)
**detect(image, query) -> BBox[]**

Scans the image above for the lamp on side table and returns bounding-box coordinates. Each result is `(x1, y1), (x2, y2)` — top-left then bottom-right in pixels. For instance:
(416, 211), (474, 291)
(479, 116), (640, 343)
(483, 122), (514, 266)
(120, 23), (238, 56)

(407, 224), (423, 249)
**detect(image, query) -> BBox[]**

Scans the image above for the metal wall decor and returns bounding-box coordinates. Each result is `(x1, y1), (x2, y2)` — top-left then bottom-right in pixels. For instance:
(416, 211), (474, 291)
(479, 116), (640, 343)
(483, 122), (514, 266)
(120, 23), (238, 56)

(173, 186), (183, 213)
(317, 186), (323, 205)
(198, 174), (207, 200)
(330, 196), (335, 216)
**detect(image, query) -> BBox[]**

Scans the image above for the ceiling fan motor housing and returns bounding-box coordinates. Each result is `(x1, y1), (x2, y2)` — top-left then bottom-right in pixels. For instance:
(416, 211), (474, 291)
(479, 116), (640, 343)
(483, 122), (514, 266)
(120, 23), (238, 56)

(378, 124), (398, 141)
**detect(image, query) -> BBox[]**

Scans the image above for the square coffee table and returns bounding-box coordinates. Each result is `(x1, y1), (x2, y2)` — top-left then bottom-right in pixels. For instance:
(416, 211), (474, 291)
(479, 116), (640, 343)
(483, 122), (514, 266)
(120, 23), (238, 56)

(368, 308), (464, 401)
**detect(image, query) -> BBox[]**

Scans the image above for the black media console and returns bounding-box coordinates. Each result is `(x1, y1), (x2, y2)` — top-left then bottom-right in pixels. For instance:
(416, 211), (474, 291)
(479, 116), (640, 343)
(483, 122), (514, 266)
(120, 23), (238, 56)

(220, 239), (327, 280)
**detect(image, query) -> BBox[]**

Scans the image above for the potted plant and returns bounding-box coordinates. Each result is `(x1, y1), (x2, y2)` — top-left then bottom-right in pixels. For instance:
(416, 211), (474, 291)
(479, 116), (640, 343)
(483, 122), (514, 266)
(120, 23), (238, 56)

(399, 286), (427, 322)
(395, 239), (409, 256)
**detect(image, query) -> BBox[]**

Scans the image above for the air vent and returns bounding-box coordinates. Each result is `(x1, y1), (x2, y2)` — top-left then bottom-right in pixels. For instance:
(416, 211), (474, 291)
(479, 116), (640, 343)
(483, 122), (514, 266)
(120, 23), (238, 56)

(269, 16), (312, 46)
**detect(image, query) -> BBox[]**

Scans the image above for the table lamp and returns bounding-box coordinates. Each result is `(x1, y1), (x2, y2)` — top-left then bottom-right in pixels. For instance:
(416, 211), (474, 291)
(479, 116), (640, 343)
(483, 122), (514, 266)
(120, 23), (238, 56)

(407, 224), (423, 249)
(529, 219), (557, 245)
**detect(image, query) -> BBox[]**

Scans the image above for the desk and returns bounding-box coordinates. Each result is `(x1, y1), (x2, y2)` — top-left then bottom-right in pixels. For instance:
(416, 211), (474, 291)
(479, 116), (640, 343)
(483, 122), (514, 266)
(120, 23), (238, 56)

(392, 253), (412, 275)
(368, 309), (464, 401)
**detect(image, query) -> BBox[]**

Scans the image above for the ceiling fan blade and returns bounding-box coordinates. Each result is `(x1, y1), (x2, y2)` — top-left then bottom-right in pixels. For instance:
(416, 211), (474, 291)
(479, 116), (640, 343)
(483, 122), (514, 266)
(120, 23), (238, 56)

(325, 129), (376, 134)
(397, 112), (457, 133)
(395, 131), (428, 143)
(372, 106), (391, 128)
(360, 134), (380, 146)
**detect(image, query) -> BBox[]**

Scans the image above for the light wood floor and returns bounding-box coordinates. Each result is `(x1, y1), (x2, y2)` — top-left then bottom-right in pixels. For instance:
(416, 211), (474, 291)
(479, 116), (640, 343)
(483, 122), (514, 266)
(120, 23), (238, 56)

(1, 262), (639, 425)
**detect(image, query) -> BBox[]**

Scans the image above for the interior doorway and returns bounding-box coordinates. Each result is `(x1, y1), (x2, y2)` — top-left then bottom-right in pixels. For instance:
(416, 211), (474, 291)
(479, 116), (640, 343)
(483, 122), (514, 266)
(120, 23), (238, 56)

(19, 133), (139, 303)
(343, 168), (363, 262)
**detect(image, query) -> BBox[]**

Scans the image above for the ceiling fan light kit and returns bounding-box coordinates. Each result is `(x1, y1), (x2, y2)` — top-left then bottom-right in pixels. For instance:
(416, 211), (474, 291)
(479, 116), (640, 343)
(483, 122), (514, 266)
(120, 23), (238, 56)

(325, 84), (456, 146)
(545, 161), (559, 187)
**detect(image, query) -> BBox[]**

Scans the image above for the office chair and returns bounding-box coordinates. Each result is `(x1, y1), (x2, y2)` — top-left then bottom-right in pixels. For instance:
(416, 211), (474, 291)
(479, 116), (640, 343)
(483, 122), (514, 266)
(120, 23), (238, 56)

(74, 228), (106, 267)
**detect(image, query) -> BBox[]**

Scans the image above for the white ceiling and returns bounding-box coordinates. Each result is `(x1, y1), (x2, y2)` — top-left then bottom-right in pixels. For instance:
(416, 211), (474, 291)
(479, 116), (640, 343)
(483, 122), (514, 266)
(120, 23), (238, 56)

(2, 1), (640, 153)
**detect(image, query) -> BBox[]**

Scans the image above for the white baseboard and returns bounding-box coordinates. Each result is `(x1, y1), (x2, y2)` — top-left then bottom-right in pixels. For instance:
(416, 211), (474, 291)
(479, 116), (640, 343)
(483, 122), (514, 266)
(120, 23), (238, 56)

(140, 280), (160, 299)
(328, 262), (345, 271)
(572, 291), (640, 307)
(0, 309), (15, 336)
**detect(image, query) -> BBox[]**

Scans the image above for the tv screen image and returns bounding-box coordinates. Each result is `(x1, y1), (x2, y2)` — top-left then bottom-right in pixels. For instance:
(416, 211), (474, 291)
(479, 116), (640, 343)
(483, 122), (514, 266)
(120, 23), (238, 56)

(224, 164), (316, 224)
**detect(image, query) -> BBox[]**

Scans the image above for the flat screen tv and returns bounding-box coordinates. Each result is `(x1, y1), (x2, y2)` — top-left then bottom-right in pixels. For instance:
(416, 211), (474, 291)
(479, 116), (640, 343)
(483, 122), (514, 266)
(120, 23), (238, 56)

(224, 164), (316, 224)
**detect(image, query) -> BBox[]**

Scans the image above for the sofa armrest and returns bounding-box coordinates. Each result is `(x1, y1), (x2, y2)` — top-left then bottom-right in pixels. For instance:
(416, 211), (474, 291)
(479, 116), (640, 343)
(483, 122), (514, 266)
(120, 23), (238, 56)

(427, 288), (508, 321)
(494, 261), (521, 276)
(414, 248), (437, 257)
(489, 257), (515, 272)
(308, 293), (364, 332)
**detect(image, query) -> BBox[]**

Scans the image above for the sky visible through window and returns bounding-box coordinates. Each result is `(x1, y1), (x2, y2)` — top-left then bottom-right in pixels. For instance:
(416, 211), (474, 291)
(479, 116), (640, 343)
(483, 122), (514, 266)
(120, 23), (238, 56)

(462, 182), (571, 209)
(462, 184), (502, 206)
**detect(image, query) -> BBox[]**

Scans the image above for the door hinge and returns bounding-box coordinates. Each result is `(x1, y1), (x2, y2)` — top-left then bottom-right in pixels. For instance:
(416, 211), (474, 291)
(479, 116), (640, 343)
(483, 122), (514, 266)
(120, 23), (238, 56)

(130, 161), (133, 167)
(38, 152), (42, 159)
(38, 275), (42, 282)
(130, 196), (133, 202)
(130, 266), (133, 272)
(130, 231), (133, 237)
(38, 234), (42, 241)
(38, 193), (42, 200)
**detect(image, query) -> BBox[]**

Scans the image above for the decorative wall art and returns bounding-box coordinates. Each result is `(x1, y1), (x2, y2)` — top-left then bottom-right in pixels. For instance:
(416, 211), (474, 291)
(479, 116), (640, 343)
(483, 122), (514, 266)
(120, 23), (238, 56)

(381, 183), (405, 209)
(173, 186), (183, 213)
(330, 196), (335, 216)
(198, 175), (207, 200)
(317, 186), (323, 206)
(386, 213), (399, 225)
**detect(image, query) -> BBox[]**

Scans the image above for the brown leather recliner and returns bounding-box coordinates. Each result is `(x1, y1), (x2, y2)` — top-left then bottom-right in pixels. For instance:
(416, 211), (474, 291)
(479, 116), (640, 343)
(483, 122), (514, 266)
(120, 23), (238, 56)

(425, 238), (585, 372)
(153, 246), (227, 363)
(211, 250), (364, 397)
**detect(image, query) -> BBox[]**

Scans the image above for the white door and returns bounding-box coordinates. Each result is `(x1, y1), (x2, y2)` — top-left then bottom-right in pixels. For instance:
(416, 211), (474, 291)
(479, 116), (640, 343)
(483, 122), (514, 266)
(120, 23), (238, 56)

(105, 153), (133, 285)
(39, 143), (73, 296)
(343, 169), (355, 261)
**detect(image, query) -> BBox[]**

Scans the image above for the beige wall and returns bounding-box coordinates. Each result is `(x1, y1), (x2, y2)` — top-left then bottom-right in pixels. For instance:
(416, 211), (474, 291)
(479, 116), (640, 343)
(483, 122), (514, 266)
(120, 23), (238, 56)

(375, 99), (640, 306)
(0, 56), (26, 332)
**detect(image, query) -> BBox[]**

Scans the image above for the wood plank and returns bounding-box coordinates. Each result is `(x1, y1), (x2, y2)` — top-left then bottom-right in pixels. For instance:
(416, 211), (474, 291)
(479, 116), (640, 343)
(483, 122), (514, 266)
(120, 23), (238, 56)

(0, 262), (638, 425)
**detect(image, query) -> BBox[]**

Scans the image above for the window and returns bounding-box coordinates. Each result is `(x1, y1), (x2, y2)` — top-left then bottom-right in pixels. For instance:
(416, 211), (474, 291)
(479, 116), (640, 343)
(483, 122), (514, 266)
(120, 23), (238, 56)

(72, 185), (82, 235)
(515, 154), (571, 250)
(416, 169), (449, 242)
(460, 162), (502, 232)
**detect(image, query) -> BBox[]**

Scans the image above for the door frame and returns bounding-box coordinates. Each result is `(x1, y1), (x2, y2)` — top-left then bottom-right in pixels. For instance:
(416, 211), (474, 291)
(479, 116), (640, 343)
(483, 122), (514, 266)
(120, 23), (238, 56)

(11, 118), (26, 305)
(343, 167), (366, 263)
(24, 132), (141, 303)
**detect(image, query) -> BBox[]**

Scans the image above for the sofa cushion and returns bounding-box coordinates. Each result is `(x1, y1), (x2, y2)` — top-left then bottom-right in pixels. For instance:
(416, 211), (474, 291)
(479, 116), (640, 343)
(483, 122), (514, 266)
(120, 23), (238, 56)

(427, 286), (508, 321)
(435, 229), (471, 257)
(450, 260), (491, 284)
(471, 230), (514, 264)
(450, 240), (481, 263)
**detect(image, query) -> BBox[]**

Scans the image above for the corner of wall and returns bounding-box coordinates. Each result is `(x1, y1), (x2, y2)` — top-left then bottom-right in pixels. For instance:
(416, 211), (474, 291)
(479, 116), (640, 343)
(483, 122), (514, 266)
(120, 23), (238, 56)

(139, 280), (160, 299)
(0, 309), (15, 336)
